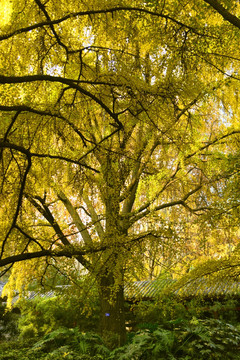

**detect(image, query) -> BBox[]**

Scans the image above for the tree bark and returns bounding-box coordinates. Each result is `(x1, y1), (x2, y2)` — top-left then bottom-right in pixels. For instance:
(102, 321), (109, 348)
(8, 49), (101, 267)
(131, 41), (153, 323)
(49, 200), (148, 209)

(98, 270), (126, 347)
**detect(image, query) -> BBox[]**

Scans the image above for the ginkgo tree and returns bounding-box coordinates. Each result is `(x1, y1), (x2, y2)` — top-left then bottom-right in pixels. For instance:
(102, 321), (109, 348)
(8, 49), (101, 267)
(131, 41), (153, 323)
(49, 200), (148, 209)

(1, 0), (240, 345)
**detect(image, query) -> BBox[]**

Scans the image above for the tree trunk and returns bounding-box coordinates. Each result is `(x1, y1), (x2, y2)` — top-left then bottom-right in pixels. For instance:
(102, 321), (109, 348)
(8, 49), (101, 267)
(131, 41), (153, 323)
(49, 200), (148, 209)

(98, 154), (127, 346)
(98, 270), (126, 347)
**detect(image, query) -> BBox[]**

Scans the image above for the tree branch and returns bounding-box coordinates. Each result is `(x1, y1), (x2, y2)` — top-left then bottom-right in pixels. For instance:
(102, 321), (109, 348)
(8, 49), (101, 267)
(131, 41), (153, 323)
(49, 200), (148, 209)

(0, 232), (156, 268)
(26, 194), (93, 270)
(56, 189), (94, 247)
(83, 195), (105, 241)
(0, 140), (99, 173)
(0, 150), (32, 259)
(34, 0), (68, 52)
(0, 7), (208, 43)
(129, 185), (202, 225)
(0, 249), (85, 268)
(203, 0), (240, 29)
(185, 130), (240, 160)
(0, 75), (123, 129)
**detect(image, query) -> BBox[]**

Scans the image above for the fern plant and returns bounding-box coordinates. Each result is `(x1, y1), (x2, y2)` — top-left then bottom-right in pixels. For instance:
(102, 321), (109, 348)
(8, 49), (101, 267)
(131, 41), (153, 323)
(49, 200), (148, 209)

(109, 328), (177, 360)
(175, 318), (240, 359)
(31, 327), (110, 359)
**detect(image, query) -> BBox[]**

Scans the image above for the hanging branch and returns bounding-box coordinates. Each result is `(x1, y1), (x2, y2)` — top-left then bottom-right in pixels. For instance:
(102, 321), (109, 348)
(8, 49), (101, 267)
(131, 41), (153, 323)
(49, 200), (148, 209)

(0, 6), (210, 43)
(0, 151), (32, 259)
(0, 75), (123, 129)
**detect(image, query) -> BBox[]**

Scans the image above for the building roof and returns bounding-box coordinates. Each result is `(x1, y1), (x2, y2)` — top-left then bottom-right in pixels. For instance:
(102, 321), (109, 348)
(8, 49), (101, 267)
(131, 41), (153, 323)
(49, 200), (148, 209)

(1, 277), (240, 302)
(174, 277), (240, 298)
(124, 278), (174, 300)
(124, 277), (240, 300)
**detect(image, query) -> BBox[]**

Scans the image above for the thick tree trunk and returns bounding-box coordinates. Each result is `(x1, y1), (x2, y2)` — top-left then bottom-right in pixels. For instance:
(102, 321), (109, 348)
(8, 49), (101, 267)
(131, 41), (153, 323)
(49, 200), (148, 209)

(98, 271), (126, 347)
(97, 154), (127, 346)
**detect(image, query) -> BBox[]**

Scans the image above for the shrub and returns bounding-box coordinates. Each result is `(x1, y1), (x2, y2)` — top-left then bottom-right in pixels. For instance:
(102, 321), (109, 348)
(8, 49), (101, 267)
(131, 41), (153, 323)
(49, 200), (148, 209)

(31, 327), (110, 357)
(0, 303), (19, 340)
(18, 290), (99, 338)
(109, 318), (240, 360)
(132, 295), (240, 331)
(175, 318), (240, 359)
(0, 327), (110, 360)
(1, 318), (240, 360)
(109, 327), (177, 360)
(132, 296), (195, 330)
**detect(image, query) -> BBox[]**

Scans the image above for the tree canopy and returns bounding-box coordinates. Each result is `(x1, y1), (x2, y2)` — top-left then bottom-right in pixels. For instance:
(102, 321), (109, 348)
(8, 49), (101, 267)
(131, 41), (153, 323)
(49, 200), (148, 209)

(1, 0), (240, 344)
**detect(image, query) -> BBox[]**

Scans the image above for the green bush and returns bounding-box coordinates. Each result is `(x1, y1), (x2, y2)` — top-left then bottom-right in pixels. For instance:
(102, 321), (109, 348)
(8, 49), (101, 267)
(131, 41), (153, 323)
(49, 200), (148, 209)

(175, 318), (240, 359)
(109, 318), (240, 360)
(132, 296), (240, 330)
(0, 340), (39, 360)
(208, 299), (239, 324)
(29, 327), (110, 359)
(109, 328), (177, 360)
(18, 291), (99, 338)
(1, 318), (240, 360)
(132, 296), (196, 330)
(0, 303), (20, 340)
(0, 327), (110, 360)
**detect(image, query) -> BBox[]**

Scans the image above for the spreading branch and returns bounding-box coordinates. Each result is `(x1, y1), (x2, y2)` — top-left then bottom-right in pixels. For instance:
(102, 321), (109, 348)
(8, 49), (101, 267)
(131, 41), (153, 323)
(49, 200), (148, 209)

(0, 149), (31, 259)
(25, 194), (93, 270)
(56, 189), (94, 247)
(0, 140), (99, 172)
(203, 0), (240, 29)
(0, 6), (208, 43)
(0, 231), (157, 268)
(0, 75), (123, 129)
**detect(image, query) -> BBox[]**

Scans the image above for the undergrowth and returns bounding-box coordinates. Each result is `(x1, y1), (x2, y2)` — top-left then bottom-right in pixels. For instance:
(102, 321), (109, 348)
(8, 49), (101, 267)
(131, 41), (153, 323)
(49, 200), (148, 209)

(1, 318), (240, 360)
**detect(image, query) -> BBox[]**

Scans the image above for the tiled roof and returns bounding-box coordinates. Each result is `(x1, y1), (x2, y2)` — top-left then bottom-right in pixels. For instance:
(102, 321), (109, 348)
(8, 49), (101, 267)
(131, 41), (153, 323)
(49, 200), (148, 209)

(27, 290), (55, 300)
(0, 283), (73, 301)
(174, 277), (240, 298)
(124, 277), (240, 300)
(124, 278), (174, 300)
(1, 278), (240, 302)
